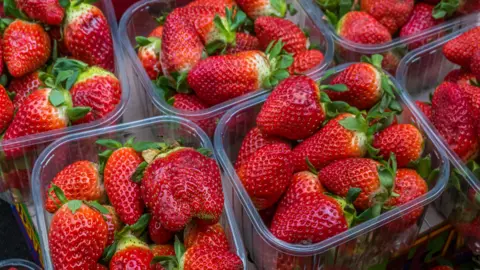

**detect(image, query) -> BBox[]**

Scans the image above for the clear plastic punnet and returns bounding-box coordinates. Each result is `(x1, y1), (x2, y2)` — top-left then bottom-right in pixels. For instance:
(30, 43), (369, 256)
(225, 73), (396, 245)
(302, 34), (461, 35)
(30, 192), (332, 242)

(31, 116), (247, 270)
(215, 64), (449, 269)
(118, 0), (335, 136)
(0, 0), (131, 205)
(299, 0), (479, 74)
(397, 19), (480, 255)
(0, 259), (42, 270)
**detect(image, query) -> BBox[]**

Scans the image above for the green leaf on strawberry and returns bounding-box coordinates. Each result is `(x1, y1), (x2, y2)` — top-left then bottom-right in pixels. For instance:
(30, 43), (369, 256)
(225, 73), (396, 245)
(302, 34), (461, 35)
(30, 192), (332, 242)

(433, 0), (459, 19)
(96, 139), (123, 149)
(131, 161), (148, 183)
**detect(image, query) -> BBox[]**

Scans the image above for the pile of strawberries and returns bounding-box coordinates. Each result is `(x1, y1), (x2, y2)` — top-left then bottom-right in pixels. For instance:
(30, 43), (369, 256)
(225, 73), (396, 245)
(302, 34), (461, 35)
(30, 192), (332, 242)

(45, 138), (243, 269)
(234, 56), (439, 249)
(136, 0), (326, 133)
(0, 0), (120, 159)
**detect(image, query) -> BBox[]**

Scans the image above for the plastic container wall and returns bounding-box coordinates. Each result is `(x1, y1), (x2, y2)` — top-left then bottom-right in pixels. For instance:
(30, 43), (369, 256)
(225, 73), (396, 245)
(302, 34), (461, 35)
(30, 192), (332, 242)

(118, 0), (334, 136)
(0, 0), (131, 205)
(397, 20), (480, 255)
(299, 0), (479, 74)
(215, 64), (449, 269)
(31, 116), (247, 270)
(0, 259), (42, 270)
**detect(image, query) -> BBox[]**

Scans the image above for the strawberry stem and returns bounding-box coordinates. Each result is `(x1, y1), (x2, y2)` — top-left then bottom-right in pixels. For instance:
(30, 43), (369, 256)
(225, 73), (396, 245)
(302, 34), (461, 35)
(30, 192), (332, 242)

(433, 0), (459, 19)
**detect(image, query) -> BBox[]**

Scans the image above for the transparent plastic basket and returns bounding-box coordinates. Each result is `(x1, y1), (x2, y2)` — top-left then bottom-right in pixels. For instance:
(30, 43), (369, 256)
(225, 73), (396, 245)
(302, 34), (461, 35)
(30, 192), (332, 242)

(215, 64), (449, 269)
(0, 0), (131, 205)
(298, 0), (480, 74)
(31, 116), (247, 270)
(397, 19), (480, 255)
(0, 259), (42, 270)
(118, 0), (335, 136)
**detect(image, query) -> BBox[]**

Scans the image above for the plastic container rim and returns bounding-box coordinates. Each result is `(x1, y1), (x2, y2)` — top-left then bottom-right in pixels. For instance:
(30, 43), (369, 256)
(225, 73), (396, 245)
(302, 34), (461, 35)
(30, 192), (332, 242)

(0, 259), (42, 269)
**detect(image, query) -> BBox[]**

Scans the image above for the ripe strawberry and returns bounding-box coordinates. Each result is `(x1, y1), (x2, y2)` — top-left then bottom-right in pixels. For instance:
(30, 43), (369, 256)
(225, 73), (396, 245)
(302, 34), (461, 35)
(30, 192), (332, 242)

(236, 0), (287, 19)
(337, 11), (392, 45)
(457, 0), (480, 15)
(372, 124), (424, 167)
(384, 169), (427, 232)
(457, 216), (480, 238)
(255, 16), (307, 55)
(225, 32), (260, 54)
(431, 82), (478, 161)
(104, 205), (122, 246)
(361, 0), (414, 34)
(169, 93), (216, 137)
(457, 75), (480, 136)
(109, 233), (153, 270)
(149, 25), (164, 38)
(236, 143), (294, 210)
(152, 244), (175, 257)
(48, 26), (71, 56)
(15, 0), (65, 25)
(45, 161), (103, 213)
(270, 170), (348, 244)
(292, 113), (367, 172)
(3, 20), (51, 78)
(399, 3), (444, 50)
(430, 266), (453, 270)
(64, 2), (115, 72)
(288, 49), (324, 75)
(181, 244), (243, 270)
(136, 36), (162, 80)
(93, 263), (107, 270)
(470, 49), (480, 81)
(8, 71), (41, 110)
(49, 201), (108, 270)
(184, 222), (229, 250)
(415, 101), (432, 121)
(0, 85), (14, 133)
(443, 26), (480, 67)
(149, 216), (174, 245)
(188, 0), (236, 9)
(381, 51), (401, 75)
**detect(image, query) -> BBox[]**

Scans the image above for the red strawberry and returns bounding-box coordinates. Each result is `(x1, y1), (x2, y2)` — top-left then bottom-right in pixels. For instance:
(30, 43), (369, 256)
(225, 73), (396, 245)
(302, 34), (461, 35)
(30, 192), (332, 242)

(270, 171), (348, 243)
(292, 113), (367, 172)
(470, 49), (480, 81)
(48, 26), (71, 56)
(137, 36), (162, 80)
(93, 263), (107, 270)
(187, 0), (236, 9)
(259, 203), (278, 227)
(0, 85), (14, 133)
(45, 161), (103, 213)
(430, 266), (454, 270)
(457, 75), (480, 136)
(399, 3), (444, 50)
(443, 26), (480, 67)
(110, 233), (153, 270)
(184, 222), (229, 250)
(8, 71), (41, 110)
(431, 82), (478, 161)
(457, 216), (480, 238)
(181, 244), (243, 270)
(225, 32), (260, 55)
(372, 124), (424, 167)
(381, 51), (401, 76)
(15, 0), (65, 25)
(457, 0), (480, 15)
(64, 2), (115, 72)
(288, 49), (324, 75)
(152, 244), (175, 257)
(235, 126), (288, 169)
(49, 202), (108, 270)
(384, 169), (427, 232)
(415, 101), (432, 121)
(70, 66), (122, 124)
(361, 0), (414, 34)
(149, 216), (174, 245)
(104, 205), (122, 246)
(236, 143), (294, 210)
(337, 11), (392, 45)
(3, 20), (51, 78)
(236, 0), (287, 19)
(255, 16), (307, 55)
(169, 93), (216, 137)
(149, 25), (164, 38)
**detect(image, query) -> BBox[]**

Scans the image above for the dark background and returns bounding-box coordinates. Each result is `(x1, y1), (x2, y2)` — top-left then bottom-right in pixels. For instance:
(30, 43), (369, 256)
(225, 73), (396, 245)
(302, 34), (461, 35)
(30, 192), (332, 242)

(0, 199), (33, 261)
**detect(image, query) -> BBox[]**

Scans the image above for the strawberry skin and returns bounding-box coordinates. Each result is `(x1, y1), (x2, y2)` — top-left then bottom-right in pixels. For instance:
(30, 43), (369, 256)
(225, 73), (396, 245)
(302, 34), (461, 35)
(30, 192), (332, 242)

(399, 3), (444, 50)
(70, 66), (122, 124)
(152, 244), (175, 257)
(337, 11), (392, 45)
(3, 20), (51, 78)
(255, 16), (307, 54)
(104, 147), (144, 225)
(149, 217), (174, 245)
(289, 49), (324, 75)
(257, 76), (326, 140)
(184, 222), (229, 250)
(187, 0), (236, 9)
(104, 205), (121, 246)
(236, 0), (287, 19)
(170, 93), (216, 137)
(430, 267), (454, 270)
(361, 0), (414, 34)
(225, 33), (260, 54)
(443, 26), (480, 67)
(110, 234), (153, 270)
(0, 85), (14, 133)
(149, 25), (164, 38)
(8, 71), (41, 110)
(15, 0), (65, 25)
(49, 203), (108, 270)
(457, 75), (480, 137)
(236, 143), (294, 210)
(415, 101), (432, 121)
(45, 161), (103, 213)
(471, 49), (480, 81)
(64, 3), (115, 72)
(372, 124), (424, 168)
(181, 245), (243, 270)
(292, 113), (367, 172)
(138, 37), (162, 80)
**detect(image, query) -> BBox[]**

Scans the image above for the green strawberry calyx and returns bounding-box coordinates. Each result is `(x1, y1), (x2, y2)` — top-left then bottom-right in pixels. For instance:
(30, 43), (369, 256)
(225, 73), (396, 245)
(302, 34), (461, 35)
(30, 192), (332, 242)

(269, 0), (288, 18)
(407, 154), (439, 186)
(374, 153), (398, 203)
(64, 0), (99, 8)
(136, 36), (162, 51)
(49, 184), (108, 215)
(325, 187), (360, 227)
(153, 236), (185, 270)
(3, 0), (29, 21)
(263, 40), (294, 89)
(325, 0), (356, 27)
(433, 0), (459, 19)
(207, 7), (247, 55)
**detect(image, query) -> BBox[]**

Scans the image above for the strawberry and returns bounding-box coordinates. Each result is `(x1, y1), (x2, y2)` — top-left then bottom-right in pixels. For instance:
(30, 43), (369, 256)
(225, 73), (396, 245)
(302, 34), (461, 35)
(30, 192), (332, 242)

(45, 161), (103, 213)
(149, 25), (164, 38)
(457, 75), (480, 136)
(149, 216), (174, 245)
(169, 93), (216, 137)
(470, 49), (480, 81)
(99, 139), (145, 225)
(399, 3), (444, 50)
(415, 101), (432, 121)
(48, 26), (71, 56)
(184, 222), (229, 250)
(431, 82), (479, 161)
(104, 205), (122, 246)
(288, 49), (324, 75)
(360, 0), (414, 34)
(457, 0), (480, 15)
(457, 216), (480, 239)
(64, 2), (115, 72)
(180, 244), (243, 270)
(430, 266), (454, 270)
(255, 16), (307, 55)
(0, 85), (14, 133)
(292, 113), (367, 172)
(236, 143), (294, 210)
(336, 11), (392, 45)
(93, 264), (107, 270)
(49, 201), (108, 270)
(8, 71), (41, 110)
(136, 36), (162, 80)
(0, 36), (3, 76)
(270, 170), (348, 244)
(109, 233), (153, 270)
(225, 32), (260, 54)
(443, 26), (480, 67)
(384, 168), (427, 232)
(14, 0), (64, 25)
(236, 0), (287, 19)
(372, 124), (424, 168)
(152, 244), (175, 257)
(3, 20), (51, 78)
(259, 204), (277, 227)
(187, 0), (236, 9)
